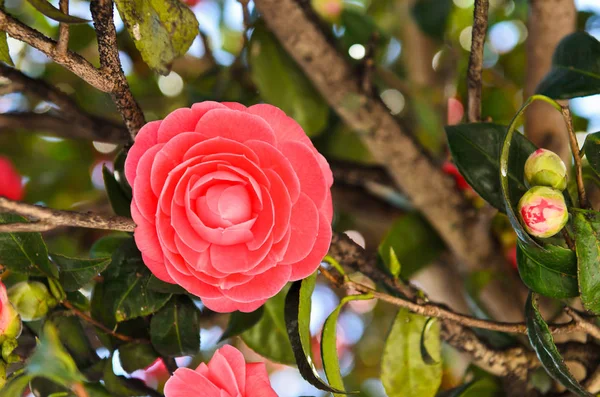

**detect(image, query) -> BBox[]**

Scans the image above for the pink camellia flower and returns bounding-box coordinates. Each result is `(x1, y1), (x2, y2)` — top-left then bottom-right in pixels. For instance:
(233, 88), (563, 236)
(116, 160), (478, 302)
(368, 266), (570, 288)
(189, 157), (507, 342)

(0, 156), (23, 201)
(0, 280), (21, 344)
(164, 345), (277, 397)
(518, 186), (568, 238)
(125, 102), (333, 313)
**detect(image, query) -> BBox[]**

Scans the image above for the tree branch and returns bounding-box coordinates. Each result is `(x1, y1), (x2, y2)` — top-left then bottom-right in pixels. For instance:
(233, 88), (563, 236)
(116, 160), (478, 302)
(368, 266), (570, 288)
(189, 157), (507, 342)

(56, 0), (70, 55)
(253, 0), (524, 322)
(90, 0), (145, 140)
(562, 105), (588, 208)
(0, 198), (135, 232)
(466, 0), (489, 123)
(0, 9), (111, 92)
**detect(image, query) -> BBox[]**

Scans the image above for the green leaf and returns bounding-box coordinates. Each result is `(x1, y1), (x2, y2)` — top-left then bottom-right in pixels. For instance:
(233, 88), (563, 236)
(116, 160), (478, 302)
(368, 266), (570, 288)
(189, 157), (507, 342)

(516, 242), (579, 299)
(28, 323), (85, 388)
(242, 286), (294, 365)
(378, 213), (444, 277)
(583, 131), (600, 177)
(0, 32), (13, 66)
(537, 32), (600, 99)
(102, 165), (131, 217)
(381, 309), (442, 397)
(249, 23), (329, 136)
(103, 359), (156, 397)
(27, 0), (89, 23)
(0, 213), (58, 278)
(50, 315), (98, 369)
(150, 295), (200, 357)
(388, 247), (401, 279)
(0, 375), (33, 397)
(103, 238), (171, 322)
(446, 123), (537, 212)
(411, 0), (452, 40)
(284, 274), (348, 394)
(419, 317), (439, 365)
(321, 294), (372, 396)
(219, 307), (264, 342)
(52, 253), (111, 292)
(114, 0), (199, 75)
(525, 292), (591, 396)
(572, 209), (600, 314)
(90, 234), (130, 259)
(444, 377), (502, 397)
(118, 343), (158, 373)
(147, 275), (188, 295)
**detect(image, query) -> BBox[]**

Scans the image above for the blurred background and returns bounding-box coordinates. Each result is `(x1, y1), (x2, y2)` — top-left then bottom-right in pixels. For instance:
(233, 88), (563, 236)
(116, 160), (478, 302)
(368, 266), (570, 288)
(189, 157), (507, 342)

(1, 0), (600, 395)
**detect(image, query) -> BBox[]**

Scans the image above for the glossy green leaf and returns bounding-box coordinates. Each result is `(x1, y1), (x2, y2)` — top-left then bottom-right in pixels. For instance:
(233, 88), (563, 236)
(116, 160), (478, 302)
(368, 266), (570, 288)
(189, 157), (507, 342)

(102, 165), (131, 217)
(219, 307), (264, 342)
(321, 294), (372, 396)
(525, 292), (591, 396)
(249, 24), (329, 136)
(242, 287), (294, 365)
(388, 247), (401, 279)
(0, 32), (13, 66)
(444, 377), (502, 397)
(0, 375), (32, 397)
(90, 234), (130, 259)
(381, 309), (442, 397)
(103, 238), (171, 322)
(28, 323), (85, 388)
(516, 242), (579, 299)
(52, 253), (111, 292)
(420, 317), (439, 365)
(27, 0), (89, 23)
(537, 32), (600, 99)
(285, 274), (348, 394)
(50, 315), (98, 369)
(147, 275), (188, 295)
(118, 343), (158, 373)
(572, 209), (600, 314)
(114, 0), (199, 75)
(378, 213), (444, 277)
(0, 213), (58, 278)
(446, 123), (537, 211)
(411, 0), (452, 40)
(583, 131), (600, 177)
(150, 295), (200, 357)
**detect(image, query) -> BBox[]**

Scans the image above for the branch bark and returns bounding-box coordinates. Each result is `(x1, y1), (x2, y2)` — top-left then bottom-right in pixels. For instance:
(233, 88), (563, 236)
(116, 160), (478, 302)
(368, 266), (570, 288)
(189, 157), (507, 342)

(525, 0), (576, 163)
(467, 0), (489, 123)
(253, 0), (524, 322)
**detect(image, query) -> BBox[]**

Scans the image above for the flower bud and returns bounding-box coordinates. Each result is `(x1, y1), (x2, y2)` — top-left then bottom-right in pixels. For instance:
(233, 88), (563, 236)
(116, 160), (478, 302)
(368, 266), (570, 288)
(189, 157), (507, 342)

(8, 281), (57, 322)
(0, 281), (21, 344)
(524, 149), (567, 191)
(518, 186), (568, 238)
(311, 0), (343, 22)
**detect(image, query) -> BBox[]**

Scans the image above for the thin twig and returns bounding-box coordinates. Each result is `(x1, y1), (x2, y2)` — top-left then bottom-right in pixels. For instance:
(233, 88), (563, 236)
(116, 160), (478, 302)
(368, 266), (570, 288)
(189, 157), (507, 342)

(90, 0), (145, 140)
(562, 228), (576, 251)
(62, 300), (147, 343)
(199, 29), (215, 65)
(564, 306), (600, 340)
(56, 0), (70, 55)
(562, 105), (588, 208)
(466, 0), (489, 123)
(0, 197), (135, 232)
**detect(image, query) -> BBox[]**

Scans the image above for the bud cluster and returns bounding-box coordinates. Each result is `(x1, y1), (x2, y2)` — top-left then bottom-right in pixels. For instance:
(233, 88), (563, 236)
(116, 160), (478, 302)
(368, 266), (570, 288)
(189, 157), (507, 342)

(518, 149), (569, 238)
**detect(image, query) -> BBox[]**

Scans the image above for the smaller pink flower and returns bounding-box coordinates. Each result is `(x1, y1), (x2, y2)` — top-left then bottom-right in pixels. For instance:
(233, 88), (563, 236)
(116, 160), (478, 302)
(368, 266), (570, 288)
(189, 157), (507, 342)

(0, 280), (21, 344)
(518, 186), (568, 238)
(0, 156), (23, 201)
(164, 345), (276, 397)
(133, 358), (170, 391)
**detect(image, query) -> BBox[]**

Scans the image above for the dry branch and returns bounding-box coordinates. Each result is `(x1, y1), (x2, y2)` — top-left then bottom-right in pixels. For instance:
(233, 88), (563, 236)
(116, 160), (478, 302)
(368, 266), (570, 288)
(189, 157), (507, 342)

(466, 0), (489, 123)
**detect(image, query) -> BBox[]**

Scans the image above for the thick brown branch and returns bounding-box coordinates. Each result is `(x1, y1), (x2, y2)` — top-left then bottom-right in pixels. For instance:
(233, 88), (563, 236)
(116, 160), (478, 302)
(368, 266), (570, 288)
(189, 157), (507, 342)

(90, 0), (145, 140)
(253, 0), (524, 322)
(0, 9), (111, 92)
(0, 198), (135, 232)
(466, 0), (489, 123)
(0, 112), (128, 144)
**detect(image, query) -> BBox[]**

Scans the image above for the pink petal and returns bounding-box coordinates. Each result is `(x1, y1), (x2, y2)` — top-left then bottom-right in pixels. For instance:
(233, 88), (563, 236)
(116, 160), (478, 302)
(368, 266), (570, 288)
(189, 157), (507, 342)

(247, 186), (274, 250)
(245, 140), (300, 204)
(157, 108), (199, 142)
(281, 193), (319, 265)
(264, 170), (292, 242)
(212, 346), (247, 392)
(141, 253), (175, 283)
(201, 295), (266, 313)
(131, 203), (162, 263)
(183, 137), (260, 164)
(218, 185), (253, 224)
(195, 109), (277, 146)
(280, 141), (327, 209)
(222, 102), (248, 111)
(247, 104), (310, 147)
(205, 347), (244, 395)
(191, 101), (229, 118)
(132, 144), (163, 222)
(166, 264), (222, 299)
(171, 203), (212, 251)
(209, 244), (249, 274)
(164, 368), (221, 397)
(223, 265), (291, 303)
(289, 211), (332, 280)
(245, 363), (276, 397)
(125, 120), (160, 184)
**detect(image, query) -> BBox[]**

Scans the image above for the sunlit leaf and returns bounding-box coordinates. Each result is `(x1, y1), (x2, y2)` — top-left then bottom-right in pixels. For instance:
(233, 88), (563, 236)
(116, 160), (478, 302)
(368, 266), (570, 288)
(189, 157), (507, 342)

(572, 209), (600, 314)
